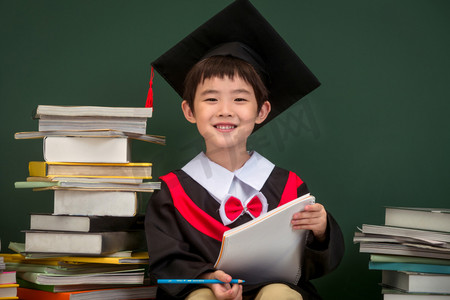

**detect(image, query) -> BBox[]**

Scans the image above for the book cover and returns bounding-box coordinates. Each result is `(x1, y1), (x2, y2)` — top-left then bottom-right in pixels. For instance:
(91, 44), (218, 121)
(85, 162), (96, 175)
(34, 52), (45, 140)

(214, 194), (315, 285)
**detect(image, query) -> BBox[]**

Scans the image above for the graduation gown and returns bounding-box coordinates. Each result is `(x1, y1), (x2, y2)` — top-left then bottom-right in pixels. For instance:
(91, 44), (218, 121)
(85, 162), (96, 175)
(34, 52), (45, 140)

(145, 167), (345, 300)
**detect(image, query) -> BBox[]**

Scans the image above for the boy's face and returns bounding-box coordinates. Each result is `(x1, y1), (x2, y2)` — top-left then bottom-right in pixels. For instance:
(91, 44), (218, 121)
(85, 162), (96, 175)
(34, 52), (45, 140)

(182, 75), (270, 154)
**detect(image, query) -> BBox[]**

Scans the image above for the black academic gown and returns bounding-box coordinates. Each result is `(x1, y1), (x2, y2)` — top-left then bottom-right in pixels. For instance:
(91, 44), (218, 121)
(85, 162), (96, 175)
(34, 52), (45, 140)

(145, 167), (345, 300)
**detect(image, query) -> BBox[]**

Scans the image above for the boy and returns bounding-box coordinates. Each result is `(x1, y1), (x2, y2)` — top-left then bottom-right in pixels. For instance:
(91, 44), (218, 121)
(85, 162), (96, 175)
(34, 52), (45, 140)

(146, 1), (345, 299)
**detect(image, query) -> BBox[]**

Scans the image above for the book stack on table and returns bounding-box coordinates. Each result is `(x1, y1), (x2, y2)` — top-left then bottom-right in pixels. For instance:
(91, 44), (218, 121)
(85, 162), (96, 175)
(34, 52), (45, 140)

(354, 207), (450, 300)
(7, 105), (164, 299)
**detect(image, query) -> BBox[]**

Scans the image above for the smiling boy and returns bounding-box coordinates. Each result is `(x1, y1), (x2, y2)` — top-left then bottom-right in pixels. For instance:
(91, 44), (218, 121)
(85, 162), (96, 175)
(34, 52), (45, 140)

(145, 1), (344, 299)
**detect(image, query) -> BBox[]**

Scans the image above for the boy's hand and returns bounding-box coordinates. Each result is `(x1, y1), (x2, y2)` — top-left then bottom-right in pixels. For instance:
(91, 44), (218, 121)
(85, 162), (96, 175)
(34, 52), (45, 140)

(199, 270), (242, 300)
(291, 203), (327, 242)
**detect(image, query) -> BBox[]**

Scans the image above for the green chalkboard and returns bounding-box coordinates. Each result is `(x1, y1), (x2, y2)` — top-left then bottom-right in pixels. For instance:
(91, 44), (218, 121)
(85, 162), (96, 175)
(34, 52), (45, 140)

(1, 1), (449, 299)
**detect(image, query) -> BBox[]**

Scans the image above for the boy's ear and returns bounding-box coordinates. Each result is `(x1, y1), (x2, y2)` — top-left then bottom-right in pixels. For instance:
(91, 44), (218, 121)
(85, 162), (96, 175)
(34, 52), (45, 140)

(181, 100), (196, 124)
(255, 101), (271, 125)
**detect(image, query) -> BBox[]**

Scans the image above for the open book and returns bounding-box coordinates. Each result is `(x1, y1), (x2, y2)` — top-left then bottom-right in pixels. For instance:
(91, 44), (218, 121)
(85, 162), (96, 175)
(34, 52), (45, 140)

(214, 194), (315, 285)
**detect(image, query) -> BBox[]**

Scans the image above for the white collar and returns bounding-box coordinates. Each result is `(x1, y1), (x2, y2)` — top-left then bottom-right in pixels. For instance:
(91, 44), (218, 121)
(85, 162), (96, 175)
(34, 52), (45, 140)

(181, 151), (275, 201)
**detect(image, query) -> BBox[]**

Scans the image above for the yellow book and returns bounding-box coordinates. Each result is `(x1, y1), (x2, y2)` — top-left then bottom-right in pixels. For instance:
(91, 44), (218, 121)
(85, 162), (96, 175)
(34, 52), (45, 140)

(28, 161), (152, 179)
(0, 284), (19, 299)
(1, 252), (148, 265)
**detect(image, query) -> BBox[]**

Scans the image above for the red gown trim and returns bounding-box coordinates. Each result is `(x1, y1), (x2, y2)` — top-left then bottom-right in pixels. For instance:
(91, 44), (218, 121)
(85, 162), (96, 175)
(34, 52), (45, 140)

(279, 171), (303, 207)
(160, 172), (229, 241)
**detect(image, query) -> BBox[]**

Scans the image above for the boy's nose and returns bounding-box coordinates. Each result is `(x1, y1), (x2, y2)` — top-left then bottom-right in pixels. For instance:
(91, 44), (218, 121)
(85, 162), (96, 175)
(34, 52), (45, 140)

(217, 101), (234, 117)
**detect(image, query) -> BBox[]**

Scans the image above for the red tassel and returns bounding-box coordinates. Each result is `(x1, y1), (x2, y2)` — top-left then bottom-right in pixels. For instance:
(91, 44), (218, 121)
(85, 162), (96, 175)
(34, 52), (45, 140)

(145, 67), (155, 108)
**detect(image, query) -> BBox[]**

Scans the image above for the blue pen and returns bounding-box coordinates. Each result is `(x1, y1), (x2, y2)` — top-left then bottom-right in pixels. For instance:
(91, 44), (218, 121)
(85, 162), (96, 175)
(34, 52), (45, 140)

(157, 279), (245, 284)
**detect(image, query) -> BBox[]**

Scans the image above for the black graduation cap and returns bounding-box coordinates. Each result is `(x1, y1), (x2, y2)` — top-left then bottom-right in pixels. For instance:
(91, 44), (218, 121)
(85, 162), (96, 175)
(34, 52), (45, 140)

(151, 0), (320, 128)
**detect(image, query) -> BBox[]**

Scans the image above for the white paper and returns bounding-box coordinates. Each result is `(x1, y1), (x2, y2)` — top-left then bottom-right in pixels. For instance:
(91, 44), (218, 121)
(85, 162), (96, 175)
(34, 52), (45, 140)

(214, 194), (315, 285)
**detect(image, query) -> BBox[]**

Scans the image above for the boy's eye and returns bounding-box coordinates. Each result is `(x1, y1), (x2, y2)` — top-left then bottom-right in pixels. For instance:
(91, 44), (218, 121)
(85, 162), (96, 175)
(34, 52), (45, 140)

(204, 98), (217, 102)
(234, 98), (247, 102)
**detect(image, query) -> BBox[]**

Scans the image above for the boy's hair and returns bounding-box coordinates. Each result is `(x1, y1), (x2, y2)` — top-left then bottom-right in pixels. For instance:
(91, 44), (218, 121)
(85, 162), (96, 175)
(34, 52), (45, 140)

(183, 56), (269, 112)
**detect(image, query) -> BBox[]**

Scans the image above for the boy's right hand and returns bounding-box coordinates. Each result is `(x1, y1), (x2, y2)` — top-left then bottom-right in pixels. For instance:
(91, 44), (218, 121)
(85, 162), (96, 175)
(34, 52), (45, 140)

(199, 270), (243, 300)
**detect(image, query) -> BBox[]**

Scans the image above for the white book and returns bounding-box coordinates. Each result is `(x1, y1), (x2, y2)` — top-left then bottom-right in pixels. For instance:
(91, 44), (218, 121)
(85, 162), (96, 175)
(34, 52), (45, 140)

(38, 116), (148, 135)
(360, 224), (450, 243)
(43, 136), (131, 163)
(34, 105), (153, 118)
(384, 292), (450, 300)
(214, 194), (315, 285)
(54, 190), (138, 216)
(24, 231), (145, 255)
(382, 270), (450, 293)
(385, 207), (450, 233)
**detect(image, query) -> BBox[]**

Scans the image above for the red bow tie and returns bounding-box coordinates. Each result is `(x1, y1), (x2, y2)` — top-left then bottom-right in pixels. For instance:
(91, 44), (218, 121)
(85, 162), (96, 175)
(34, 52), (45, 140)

(224, 195), (263, 223)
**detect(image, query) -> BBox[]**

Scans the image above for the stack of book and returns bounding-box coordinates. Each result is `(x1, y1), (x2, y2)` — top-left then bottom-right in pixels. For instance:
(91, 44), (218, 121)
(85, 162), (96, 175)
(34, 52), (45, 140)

(354, 207), (450, 300)
(0, 242), (18, 299)
(1, 252), (156, 300)
(9, 105), (163, 299)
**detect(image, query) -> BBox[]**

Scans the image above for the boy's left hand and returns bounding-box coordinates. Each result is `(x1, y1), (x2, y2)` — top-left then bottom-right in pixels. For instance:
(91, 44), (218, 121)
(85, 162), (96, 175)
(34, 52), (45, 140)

(291, 203), (327, 242)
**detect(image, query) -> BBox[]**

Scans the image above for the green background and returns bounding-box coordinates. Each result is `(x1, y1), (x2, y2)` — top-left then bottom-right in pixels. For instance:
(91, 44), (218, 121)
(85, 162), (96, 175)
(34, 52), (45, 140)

(1, 1), (449, 299)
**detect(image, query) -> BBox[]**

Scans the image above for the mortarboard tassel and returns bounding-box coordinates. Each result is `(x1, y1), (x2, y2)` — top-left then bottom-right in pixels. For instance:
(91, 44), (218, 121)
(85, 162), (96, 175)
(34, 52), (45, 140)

(145, 66), (155, 108)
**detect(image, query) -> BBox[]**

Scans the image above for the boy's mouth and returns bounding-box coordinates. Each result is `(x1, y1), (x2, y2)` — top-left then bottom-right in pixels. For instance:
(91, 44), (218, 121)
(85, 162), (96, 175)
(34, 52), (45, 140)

(214, 124), (236, 130)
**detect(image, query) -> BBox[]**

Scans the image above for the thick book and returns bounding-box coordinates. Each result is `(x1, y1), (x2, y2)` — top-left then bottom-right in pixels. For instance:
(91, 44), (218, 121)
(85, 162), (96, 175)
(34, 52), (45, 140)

(43, 136), (131, 163)
(370, 254), (450, 265)
(34, 105), (153, 118)
(361, 224), (450, 243)
(385, 207), (450, 233)
(15, 129), (165, 145)
(17, 269), (145, 285)
(38, 116), (149, 135)
(24, 230), (145, 255)
(53, 190), (139, 216)
(0, 271), (16, 284)
(359, 242), (450, 260)
(382, 270), (450, 293)
(3, 251), (149, 265)
(29, 161), (152, 179)
(26, 176), (144, 183)
(214, 194), (315, 285)
(29, 214), (145, 232)
(15, 180), (160, 192)
(370, 261), (450, 275)
(0, 284), (19, 299)
(17, 286), (157, 300)
(382, 288), (450, 300)
(17, 278), (143, 293)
